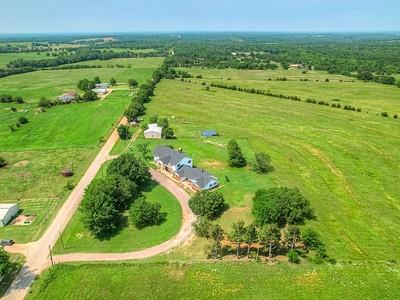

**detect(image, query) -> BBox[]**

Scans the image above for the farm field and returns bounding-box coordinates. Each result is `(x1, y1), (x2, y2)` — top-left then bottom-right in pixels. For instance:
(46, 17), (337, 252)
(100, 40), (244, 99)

(143, 78), (400, 261)
(53, 181), (182, 254)
(0, 57), (161, 242)
(68, 57), (163, 68)
(0, 52), (50, 68)
(0, 57), (162, 102)
(27, 261), (400, 300)
(180, 67), (400, 114)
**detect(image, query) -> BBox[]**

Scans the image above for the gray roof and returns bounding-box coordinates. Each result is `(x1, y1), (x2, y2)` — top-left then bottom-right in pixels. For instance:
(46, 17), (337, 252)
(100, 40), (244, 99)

(175, 166), (217, 189)
(154, 146), (190, 166)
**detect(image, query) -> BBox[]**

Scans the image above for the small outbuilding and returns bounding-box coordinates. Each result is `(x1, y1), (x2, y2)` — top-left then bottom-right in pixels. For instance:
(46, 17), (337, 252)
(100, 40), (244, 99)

(58, 92), (77, 103)
(95, 83), (109, 89)
(201, 129), (218, 137)
(0, 204), (19, 227)
(144, 123), (163, 139)
(92, 88), (108, 95)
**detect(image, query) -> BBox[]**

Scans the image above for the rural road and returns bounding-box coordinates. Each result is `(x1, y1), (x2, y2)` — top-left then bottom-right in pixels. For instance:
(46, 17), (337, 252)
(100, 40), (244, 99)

(3, 117), (128, 300)
(3, 118), (196, 300)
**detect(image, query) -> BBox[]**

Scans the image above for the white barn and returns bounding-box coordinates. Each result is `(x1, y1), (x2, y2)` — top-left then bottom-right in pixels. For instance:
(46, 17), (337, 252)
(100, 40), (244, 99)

(144, 123), (163, 139)
(0, 204), (19, 227)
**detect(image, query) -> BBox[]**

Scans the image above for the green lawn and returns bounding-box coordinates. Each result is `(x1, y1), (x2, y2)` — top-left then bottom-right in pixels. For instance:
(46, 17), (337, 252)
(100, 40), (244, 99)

(27, 261), (400, 300)
(53, 181), (182, 254)
(144, 79), (400, 261)
(180, 67), (400, 115)
(0, 57), (162, 102)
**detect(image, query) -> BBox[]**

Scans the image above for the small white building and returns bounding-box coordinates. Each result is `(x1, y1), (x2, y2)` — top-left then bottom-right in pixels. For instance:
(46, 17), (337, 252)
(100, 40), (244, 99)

(0, 204), (19, 227)
(95, 83), (109, 89)
(144, 123), (162, 139)
(92, 88), (108, 95)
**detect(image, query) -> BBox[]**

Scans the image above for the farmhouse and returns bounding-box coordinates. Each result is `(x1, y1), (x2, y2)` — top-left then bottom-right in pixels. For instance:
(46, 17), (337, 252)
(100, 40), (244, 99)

(0, 204), (19, 227)
(92, 88), (108, 95)
(154, 146), (192, 172)
(95, 83), (109, 89)
(175, 166), (219, 191)
(58, 92), (77, 103)
(289, 64), (304, 69)
(144, 123), (163, 139)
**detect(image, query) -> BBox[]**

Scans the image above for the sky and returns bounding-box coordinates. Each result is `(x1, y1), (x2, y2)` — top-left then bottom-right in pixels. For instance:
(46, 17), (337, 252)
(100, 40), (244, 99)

(0, 0), (399, 33)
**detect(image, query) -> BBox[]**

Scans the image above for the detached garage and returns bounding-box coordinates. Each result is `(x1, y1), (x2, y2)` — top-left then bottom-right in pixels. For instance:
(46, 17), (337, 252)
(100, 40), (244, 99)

(0, 204), (19, 227)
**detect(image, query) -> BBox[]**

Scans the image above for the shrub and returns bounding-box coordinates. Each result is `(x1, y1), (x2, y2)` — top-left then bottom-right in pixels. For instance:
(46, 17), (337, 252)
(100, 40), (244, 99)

(149, 114), (158, 123)
(381, 112), (389, 117)
(0, 157), (6, 168)
(193, 217), (212, 238)
(163, 127), (175, 139)
(189, 191), (226, 219)
(82, 90), (98, 102)
(38, 97), (51, 108)
(117, 124), (131, 140)
(18, 116), (28, 124)
(130, 197), (166, 229)
(252, 152), (273, 174)
(302, 228), (323, 250)
(288, 250), (300, 263)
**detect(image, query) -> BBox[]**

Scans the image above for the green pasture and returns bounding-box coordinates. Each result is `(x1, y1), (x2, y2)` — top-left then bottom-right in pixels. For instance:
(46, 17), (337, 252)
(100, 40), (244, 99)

(69, 56), (163, 68)
(27, 262), (400, 300)
(53, 181), (182, 254)
(0, 52), (50, 68)
(180, 67), (400, 115)
(0, 57), (162, 102)
(143, 79), (400, 261)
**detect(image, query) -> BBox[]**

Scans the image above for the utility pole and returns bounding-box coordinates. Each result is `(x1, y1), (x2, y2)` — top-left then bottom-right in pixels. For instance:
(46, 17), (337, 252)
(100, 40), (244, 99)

(49, 245), (54, 267)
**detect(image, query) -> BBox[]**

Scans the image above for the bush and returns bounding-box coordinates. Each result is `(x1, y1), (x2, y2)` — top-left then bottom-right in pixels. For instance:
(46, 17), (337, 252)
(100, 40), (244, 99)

(227, 139), (246, 167)
(302, 228), (322, 250)
(38, 97), (51, 108)
(252, 152), (273, 174)
(287, 250), (300, 263)
(0, 157), (6, 168)
(163, 127), (175, 139)
(117, 124), (131, 140)
(130, 197), (166, 229)
(149, 114), (158, 124)
(252, 187), (313, 227)
(189, 191), (226, 220)
(18, 116), (28, 124)
(82, 90), (98, 102)
(193, 217), (212, 238)
(381, 112), (389, 117)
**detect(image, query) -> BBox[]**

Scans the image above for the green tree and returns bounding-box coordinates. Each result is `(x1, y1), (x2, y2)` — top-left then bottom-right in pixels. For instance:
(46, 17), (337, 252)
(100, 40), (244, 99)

(287, 249), (300, 263)
(163, 127), (175, 139)
(149, 114), (158, 124)
(252, 152), (273, 174)
(117, 124), (131, 140)
(209, 224), (224, 258)
(285, 225), (301, 250)
(227, 139), (247, 167)
(128, 79), (138, 88)
(129, 197), (166, 229)
(193, 217), (212, 238)
(302, 228), (323, 250)
(110, 78), (117, 86)
(94, 76), (101, 84)
(0, 247), (13, 280)
(158, 117), (169, 128)
(265, 224), (281, 260)
(228, 220), (246, 258)
(38, 97), (51, 108)
(136, 142), (150, 160)
(80, 179), (121, 238)
(107, 153), (150, 187)
(252, 187), (313, 227)
(77, 78), (90, 91)
(188, 191), (226, 219)
(244, 223), (257, 257)
(81, 90), (98, 102)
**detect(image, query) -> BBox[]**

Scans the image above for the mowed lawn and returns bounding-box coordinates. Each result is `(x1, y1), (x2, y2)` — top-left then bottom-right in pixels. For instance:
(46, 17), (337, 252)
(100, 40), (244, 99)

(27, 262), (400, 300)
(180, 67), (400, 115)
(53, 181), (182, 254)
(144, 79), (400, 261)
(0, 57), (163, 102)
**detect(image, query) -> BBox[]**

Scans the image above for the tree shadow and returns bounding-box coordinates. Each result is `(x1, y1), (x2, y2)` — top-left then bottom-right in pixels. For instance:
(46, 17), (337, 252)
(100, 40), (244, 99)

(97, 214), (129, 241)
(141, 179), (159, 193)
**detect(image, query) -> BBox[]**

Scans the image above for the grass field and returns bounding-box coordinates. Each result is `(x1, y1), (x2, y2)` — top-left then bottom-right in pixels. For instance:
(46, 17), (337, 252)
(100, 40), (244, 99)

(53, 181), (182, 254)
(27, 261), (400, 300)
(0, 52), (50, 68)
(69, 57), (163, 68)
(0, 57), (162, 102)
(180, 67), (400, 115)
(143, 79), (400, 261)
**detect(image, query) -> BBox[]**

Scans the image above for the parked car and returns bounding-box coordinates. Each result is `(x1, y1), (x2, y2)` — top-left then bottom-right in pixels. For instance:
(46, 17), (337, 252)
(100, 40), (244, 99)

(0, 239), (14, 246)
